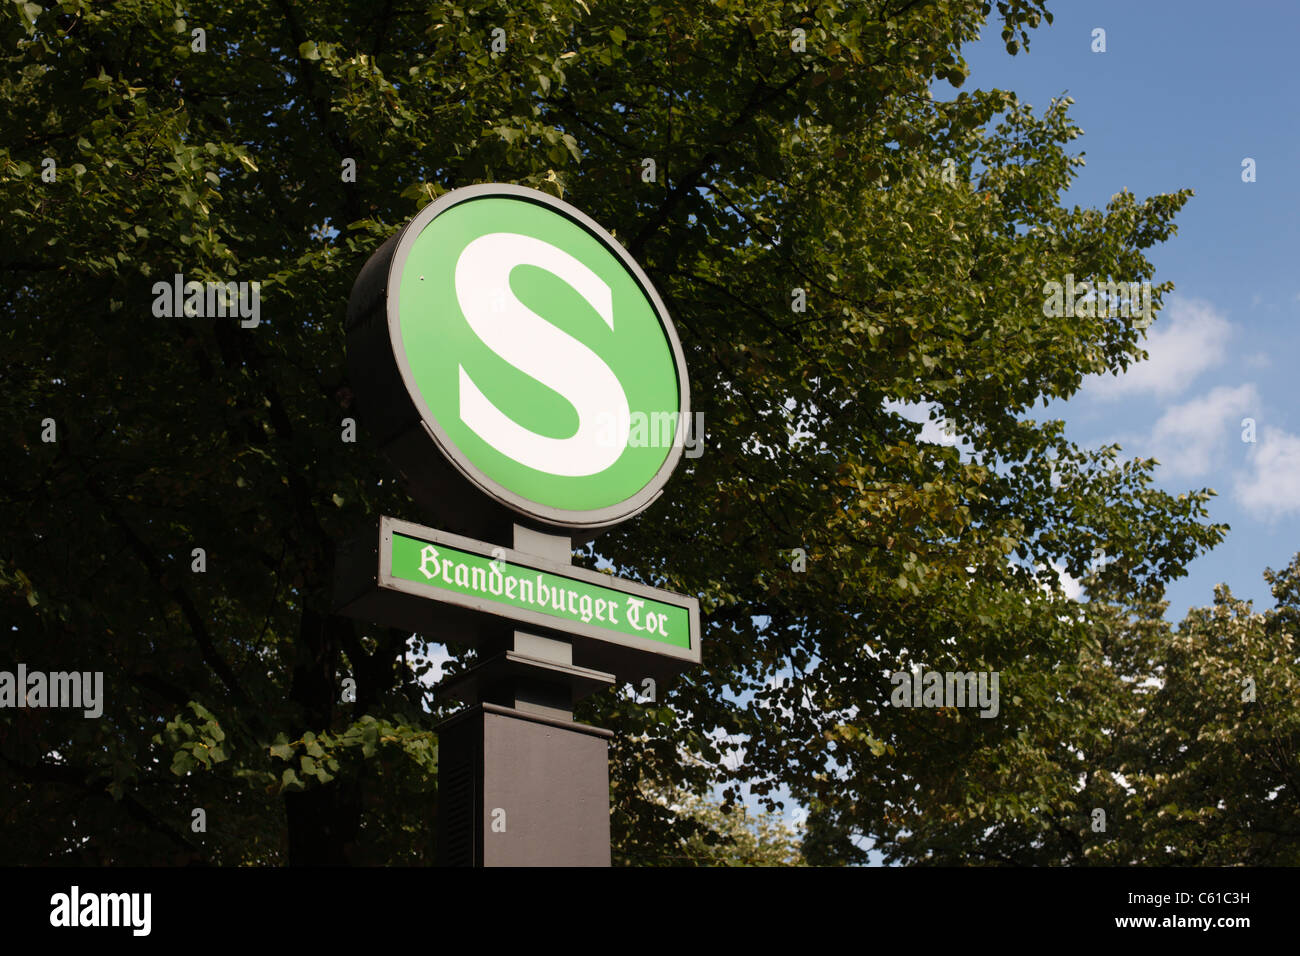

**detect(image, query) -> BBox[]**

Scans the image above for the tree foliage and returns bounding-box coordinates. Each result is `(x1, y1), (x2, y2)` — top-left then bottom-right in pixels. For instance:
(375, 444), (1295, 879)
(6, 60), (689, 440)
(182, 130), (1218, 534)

(0, 0), (1251, 865)
(841, 558), (1300, 866)
(627, 781), (806, 866)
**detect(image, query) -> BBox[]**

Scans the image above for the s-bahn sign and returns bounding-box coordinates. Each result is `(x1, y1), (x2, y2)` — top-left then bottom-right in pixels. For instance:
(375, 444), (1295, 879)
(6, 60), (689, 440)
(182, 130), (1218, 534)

(340, 184), (700, 682)
(346, 183), (691, 538)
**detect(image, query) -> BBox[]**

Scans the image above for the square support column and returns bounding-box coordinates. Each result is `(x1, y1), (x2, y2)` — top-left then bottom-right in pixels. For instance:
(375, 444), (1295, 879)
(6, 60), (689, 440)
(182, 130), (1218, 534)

(435, 703), (613, 867)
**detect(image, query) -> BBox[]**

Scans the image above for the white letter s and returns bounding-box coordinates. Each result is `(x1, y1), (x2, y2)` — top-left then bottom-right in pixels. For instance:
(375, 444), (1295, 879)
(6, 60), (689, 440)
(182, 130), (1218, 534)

(455, 233), (629, 476)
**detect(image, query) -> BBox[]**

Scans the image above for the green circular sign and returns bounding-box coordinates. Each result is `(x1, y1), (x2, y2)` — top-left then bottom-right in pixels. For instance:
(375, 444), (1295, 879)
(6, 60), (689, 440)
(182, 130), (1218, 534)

(385, 184), (689, 529)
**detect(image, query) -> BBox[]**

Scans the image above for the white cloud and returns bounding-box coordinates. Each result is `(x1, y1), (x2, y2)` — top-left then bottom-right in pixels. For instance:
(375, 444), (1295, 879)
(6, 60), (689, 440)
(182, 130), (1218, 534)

(1234, 426), (1300, 520)
(1141, 384), (1259, 479)
(410, 641), (454, 686)
(883, 398), (964, 448)
(1034, 560), (1083, 601)
(1084, 297), (1232, 402)
(1054, 561), (1084, 601)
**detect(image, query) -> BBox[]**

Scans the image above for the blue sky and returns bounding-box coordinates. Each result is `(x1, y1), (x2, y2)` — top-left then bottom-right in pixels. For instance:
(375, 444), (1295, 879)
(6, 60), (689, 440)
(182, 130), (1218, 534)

(960, 0), (1300, 622)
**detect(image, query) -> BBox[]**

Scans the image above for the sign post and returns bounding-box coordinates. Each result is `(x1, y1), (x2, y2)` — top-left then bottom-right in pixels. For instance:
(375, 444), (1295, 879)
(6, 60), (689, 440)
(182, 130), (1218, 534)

(338, 184), (698, 865)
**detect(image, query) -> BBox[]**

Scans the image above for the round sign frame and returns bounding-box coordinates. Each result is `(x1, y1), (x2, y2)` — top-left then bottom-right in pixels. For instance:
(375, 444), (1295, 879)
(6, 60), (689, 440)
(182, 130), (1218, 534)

(348, 183), (691, 537)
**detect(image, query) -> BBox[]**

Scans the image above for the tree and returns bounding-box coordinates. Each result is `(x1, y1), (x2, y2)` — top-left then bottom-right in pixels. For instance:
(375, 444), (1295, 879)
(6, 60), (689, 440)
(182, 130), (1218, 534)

(1, 0), (1226, 864)
(839, 555), (1300, 866)
(1093, 559), (1300, 864)
(628, 781), (806, 866)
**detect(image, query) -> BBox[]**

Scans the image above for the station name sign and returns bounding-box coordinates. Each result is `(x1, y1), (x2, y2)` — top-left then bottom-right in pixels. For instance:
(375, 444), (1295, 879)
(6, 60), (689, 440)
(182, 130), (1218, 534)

(391, 533), (690, 649)
(335, 517), (700, 682)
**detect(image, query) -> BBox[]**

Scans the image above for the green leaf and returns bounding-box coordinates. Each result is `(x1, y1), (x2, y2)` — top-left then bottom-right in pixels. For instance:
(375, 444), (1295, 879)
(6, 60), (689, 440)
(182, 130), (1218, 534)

(190, 702), (215, 721)
(170, 751), (196, 776)
(269, 736), (294, 761)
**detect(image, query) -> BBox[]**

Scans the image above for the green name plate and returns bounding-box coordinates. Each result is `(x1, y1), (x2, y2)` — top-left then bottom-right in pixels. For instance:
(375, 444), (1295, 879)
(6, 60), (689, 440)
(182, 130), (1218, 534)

(390, 533), (691, 649)
(334, 517), (701, 681)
